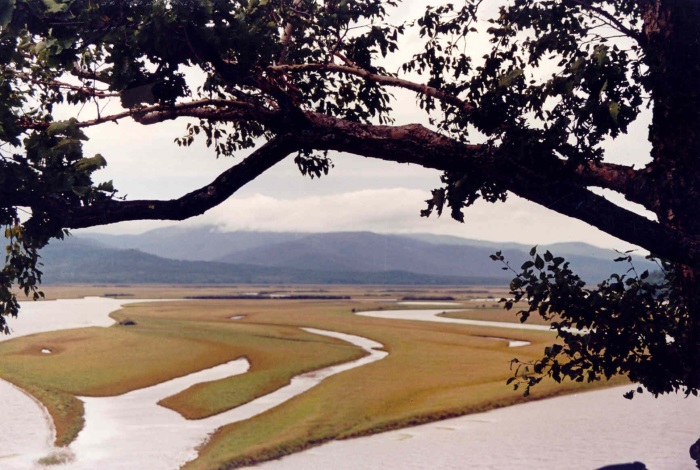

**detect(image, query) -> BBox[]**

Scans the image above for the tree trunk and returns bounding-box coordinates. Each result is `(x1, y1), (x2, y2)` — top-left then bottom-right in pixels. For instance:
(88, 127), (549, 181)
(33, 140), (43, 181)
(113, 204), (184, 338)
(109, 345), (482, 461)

(643, 0), (700, 387)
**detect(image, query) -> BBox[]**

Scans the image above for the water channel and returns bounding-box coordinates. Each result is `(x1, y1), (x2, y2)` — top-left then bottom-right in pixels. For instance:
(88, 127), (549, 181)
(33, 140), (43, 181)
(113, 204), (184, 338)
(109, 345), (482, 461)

(0, 298), (697, 469)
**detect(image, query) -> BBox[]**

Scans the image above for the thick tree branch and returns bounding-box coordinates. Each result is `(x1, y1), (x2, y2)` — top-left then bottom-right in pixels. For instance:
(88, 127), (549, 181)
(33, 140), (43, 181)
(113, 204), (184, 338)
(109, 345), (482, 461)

(508, 177), (698, 268)
(293, 113), (699, 267)
(573, 161), (655, 209)
(31, 104), (694, 267)
(574, 161), (637, 191)
(61, 136), (298, 229)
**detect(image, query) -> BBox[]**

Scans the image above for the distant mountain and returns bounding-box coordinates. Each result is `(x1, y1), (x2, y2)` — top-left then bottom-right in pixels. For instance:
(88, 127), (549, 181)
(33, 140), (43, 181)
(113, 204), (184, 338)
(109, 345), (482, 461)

(39, 237), (502, 285)
(76, 226), (657, 284)
(403, 233), (639, 260)
(81, 226), (307, 261)
(219, 231), (504, 276)
(217, 231), (654, 283)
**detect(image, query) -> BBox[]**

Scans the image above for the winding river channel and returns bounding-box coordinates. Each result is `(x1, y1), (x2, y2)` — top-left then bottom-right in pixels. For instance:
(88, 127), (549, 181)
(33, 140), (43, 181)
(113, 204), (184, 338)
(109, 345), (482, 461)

(1, 298), (698, 469)
(0, 298), (386, 469)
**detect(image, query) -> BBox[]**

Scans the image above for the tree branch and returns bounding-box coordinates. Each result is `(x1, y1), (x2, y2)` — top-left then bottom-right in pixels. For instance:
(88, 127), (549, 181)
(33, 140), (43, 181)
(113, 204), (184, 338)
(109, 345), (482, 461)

(568, 0), (642, 42)
(19, 99), (277, 131)
(573, 161), (656, 210)
(12, 71), (118, 98)
(294, 112), (698, 267)
(61, 136), (298, 229)
(132, 100), (278, 126)
(31, 105), (695, 267)
(269, 62), (475, 114)
(507, 176), (698, 268)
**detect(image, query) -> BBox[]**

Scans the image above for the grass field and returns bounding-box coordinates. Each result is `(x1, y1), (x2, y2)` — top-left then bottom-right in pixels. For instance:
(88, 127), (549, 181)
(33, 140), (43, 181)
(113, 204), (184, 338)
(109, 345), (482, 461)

(1, 285), (624, 467)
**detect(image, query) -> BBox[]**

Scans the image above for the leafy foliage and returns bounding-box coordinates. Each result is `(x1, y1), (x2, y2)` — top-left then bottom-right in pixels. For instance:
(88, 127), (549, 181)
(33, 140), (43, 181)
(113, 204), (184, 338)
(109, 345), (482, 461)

(494, 249), (699, 397)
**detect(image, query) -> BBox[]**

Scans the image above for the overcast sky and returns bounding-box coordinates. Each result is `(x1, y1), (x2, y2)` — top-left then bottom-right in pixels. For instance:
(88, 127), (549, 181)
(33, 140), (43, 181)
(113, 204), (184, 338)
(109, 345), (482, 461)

(74, 1), (652, 254)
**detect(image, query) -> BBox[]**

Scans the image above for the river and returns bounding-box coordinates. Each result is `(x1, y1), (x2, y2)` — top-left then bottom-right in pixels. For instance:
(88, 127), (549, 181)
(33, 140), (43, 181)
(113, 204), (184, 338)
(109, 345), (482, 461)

(1, 298), (698, 469)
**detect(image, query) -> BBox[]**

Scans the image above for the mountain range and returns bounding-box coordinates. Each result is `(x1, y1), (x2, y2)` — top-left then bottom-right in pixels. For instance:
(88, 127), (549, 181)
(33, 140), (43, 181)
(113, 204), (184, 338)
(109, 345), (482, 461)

(37, 226), (656, 285)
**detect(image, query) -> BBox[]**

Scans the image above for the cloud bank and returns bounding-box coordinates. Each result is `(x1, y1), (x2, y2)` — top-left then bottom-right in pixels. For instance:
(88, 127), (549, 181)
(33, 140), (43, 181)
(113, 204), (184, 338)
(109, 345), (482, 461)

(147, 188), (636, 250)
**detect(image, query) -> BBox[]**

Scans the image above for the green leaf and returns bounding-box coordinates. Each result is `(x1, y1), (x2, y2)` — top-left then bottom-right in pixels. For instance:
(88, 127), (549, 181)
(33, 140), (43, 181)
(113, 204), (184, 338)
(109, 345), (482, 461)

(74, 154), (107, 174)
(594, 45), (608, 65)
(96, 180), (115, 192)
(47, 118), (78, 137)
(34, 38), (57, 54)
(72, 186), (90, 197)
(497, 68), (523, 88)
(608, 101), (620, 124)
(534, 255), (544, 270)
(43, 0), (71, 13)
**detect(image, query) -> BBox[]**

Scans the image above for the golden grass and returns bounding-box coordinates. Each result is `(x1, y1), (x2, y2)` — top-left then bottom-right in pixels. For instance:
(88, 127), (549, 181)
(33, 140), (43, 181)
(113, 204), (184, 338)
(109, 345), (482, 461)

(184, 299), (623, 469)
(0, 300), (363, 445)
(1, 286), (620, 467)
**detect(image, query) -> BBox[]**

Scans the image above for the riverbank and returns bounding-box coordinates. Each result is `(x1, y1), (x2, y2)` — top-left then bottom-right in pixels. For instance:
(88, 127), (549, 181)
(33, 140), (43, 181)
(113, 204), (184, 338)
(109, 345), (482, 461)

(251, 384), (699, 469)
(0, 291), (669, 468)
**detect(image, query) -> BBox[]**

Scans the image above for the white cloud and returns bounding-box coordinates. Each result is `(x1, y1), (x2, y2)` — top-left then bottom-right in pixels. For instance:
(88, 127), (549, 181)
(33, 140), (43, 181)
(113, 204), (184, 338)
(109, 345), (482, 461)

(151, 188), (639, 251)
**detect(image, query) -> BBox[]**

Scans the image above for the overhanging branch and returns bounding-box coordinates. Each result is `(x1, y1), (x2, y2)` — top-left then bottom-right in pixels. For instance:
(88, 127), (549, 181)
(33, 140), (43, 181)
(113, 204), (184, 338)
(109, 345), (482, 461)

(573, 161), (655, 209)
(509, 177), (699, 268)
(29, 106), (694, 267)
(61, 136), (298, 229)
(294, 113), (698, 267)
(19, 99), (279, 131)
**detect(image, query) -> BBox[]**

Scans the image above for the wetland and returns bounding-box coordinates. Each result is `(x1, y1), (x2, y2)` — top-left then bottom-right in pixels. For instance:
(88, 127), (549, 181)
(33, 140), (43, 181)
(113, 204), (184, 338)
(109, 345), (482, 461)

(0, 285), (695, 469)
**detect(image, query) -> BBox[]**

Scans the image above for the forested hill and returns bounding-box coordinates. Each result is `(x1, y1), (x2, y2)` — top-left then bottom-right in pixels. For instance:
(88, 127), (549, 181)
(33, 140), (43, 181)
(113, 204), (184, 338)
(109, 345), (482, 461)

(38, 237), (505, 285)
(61, 227), (658, 285)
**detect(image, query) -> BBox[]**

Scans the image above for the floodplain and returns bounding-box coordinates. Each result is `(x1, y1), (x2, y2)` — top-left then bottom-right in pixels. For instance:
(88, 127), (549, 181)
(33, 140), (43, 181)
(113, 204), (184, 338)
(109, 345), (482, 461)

(0, 284), (625, 468)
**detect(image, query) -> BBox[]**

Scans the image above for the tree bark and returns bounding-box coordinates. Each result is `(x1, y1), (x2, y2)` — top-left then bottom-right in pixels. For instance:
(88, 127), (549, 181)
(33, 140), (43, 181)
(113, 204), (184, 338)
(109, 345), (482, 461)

(642, 0), (700, 387)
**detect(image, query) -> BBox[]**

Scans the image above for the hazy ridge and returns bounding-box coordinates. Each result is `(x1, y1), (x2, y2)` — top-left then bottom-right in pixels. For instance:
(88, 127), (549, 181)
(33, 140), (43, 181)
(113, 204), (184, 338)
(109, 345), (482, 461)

(41, 226), (656, 285)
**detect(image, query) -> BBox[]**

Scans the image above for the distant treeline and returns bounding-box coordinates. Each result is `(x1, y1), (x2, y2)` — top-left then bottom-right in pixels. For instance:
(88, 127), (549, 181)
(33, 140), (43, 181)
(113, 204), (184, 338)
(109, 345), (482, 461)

(401, 295), (456, 301)
(184, 294), (351, 300)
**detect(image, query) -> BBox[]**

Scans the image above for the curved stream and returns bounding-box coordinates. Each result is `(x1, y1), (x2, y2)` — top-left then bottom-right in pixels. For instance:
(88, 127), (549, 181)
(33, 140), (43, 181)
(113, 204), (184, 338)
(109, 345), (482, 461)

(3, 300), (699, 469)
(0, 298), (158, 468)
(357, 307), (552, 331)
(0, 298), (386, 469)
(71, 327), (386, 469)
(252, 305), (700, 470)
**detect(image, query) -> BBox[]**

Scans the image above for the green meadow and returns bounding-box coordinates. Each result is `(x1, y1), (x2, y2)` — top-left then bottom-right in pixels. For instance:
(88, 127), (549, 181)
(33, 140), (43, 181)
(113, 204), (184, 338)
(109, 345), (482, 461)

(0, 286), (624, 468)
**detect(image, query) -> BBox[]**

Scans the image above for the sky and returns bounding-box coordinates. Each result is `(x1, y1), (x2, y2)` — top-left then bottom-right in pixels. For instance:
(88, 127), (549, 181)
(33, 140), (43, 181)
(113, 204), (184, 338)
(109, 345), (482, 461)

(74, 1), (653, 254)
